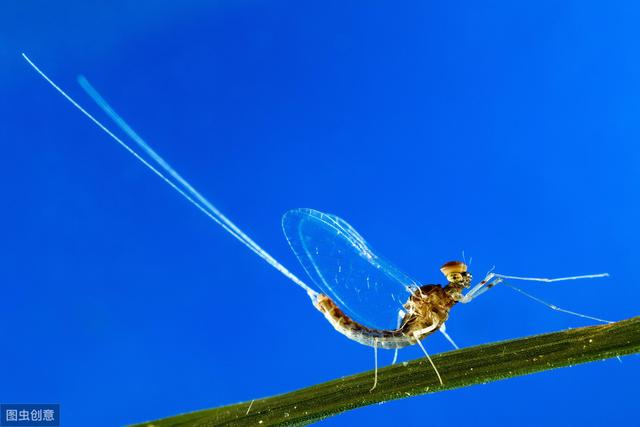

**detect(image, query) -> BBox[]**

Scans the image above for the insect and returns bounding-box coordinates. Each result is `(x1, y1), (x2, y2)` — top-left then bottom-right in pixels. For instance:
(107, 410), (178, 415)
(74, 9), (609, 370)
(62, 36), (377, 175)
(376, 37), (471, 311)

(23, 54), (611, 391)
(282, 208), (610, 388)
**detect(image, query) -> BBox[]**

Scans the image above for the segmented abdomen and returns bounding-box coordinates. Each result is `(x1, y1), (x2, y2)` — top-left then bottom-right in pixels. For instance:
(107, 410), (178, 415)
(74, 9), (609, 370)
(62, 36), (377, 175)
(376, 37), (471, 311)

(314, 294), (420, 349)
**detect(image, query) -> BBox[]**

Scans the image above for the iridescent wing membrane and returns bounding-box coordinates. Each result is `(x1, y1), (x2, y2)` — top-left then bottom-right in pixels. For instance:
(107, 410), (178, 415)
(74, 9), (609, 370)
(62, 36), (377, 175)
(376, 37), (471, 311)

(282, 208), (420, 330)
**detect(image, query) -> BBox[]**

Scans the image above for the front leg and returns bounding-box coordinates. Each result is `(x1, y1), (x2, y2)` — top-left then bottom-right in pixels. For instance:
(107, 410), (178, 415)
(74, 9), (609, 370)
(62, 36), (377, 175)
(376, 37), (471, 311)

(460, 272), (502, 303)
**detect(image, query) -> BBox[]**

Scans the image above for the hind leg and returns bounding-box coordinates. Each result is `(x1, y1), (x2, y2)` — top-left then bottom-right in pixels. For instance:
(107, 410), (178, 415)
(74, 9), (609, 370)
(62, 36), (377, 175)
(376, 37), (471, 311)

(413, 333), (443, 386)
(369, 338), (379, 392)
(439, 323), (459, 350)
(392, 310), (405, 365)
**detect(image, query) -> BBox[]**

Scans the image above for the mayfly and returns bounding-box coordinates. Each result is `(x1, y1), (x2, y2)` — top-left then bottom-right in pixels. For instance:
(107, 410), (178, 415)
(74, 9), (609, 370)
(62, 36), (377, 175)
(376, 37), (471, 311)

(22, 54), (611, 390)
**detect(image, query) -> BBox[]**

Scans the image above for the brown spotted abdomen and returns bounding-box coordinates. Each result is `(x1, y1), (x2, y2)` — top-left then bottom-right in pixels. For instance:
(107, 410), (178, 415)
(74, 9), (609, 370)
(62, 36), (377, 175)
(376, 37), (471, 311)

(314, 294), (436, 349)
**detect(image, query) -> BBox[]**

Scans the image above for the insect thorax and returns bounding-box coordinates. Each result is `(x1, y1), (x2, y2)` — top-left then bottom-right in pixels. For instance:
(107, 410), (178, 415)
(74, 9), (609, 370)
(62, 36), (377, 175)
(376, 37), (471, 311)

(312, 261), (472, 348)
(399, 285), (456, 336)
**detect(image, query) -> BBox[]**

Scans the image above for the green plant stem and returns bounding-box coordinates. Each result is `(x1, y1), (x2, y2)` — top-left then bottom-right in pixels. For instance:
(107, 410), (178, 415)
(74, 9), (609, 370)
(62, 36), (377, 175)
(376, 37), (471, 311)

(132, 316), (640, 427)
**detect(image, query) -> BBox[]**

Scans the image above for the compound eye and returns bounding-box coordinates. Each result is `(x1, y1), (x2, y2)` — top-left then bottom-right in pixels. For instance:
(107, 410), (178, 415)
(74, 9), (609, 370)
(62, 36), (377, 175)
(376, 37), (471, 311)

(441, 261), (468, 277)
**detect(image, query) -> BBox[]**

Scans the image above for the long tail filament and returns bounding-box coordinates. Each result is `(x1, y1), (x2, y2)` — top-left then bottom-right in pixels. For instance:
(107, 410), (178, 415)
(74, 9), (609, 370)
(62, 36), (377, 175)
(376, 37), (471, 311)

(22, 53), (317, 298)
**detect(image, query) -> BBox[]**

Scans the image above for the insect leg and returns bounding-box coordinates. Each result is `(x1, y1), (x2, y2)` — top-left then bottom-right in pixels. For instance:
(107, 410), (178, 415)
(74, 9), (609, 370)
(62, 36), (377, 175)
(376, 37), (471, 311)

(466, 278), (503, 302)
(392, 310), (405, 365)
(370, 338), (379, 392)
(413, 334), (443, 386)
(245, 400), (254, 416)
(439, 323), (460, 350)
(391, 349), (399, 365)
(494, 272), (609, 283)
(504, 283), (613, 324)
(506, 282), (620, 363)
(460, 273), (501, 303)
(463, 270), (609, 303)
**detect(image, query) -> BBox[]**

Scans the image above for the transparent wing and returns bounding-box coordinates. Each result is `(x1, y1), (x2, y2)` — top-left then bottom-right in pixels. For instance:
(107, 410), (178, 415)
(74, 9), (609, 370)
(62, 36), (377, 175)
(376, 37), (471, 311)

(282, 208), (420, 330)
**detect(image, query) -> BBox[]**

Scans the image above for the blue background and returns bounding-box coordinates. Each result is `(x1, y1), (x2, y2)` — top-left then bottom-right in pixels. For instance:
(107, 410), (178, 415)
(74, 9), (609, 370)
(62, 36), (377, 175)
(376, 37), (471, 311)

(2, 1), (638, 426)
